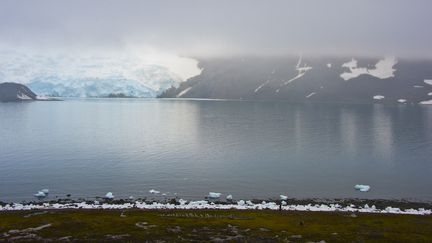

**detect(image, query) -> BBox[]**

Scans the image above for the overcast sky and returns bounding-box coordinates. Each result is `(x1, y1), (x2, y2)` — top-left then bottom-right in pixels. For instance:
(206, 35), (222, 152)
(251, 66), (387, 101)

(1, 0), (431, 58)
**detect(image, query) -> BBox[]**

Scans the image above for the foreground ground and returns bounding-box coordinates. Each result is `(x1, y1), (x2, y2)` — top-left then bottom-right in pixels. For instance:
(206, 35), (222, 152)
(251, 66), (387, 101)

(1, 209), (431, 242)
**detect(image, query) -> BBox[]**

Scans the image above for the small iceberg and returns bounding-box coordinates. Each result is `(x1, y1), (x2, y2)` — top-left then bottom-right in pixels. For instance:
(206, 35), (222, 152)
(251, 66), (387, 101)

(226, 194), (233, 200)
(105, 192), (114, 199)
(281, 201), (287, 206)
(34, 191), (47, 198)
(41, 189), (49, 194)
(354, 184), (371, 192)
(208, 192), (221, 199)
(149, 189), (160, 194)
(280, 195), (288, 200)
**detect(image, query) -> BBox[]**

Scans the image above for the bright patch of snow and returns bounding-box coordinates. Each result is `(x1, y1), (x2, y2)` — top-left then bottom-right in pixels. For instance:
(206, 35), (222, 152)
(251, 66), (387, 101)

(254, 80), (270, 93)
(104, 192), (114, 199)
(17, 92), (32, 100)
(397, 99), (407, 103)
(208, 192), (221, 199)
(373, 95), (385, 100)
(340, 57), (397, 81)
(306, 92), (316, 98)
(354, 185), (371, 192)
(176, 87), (192, 97)
(1, 201), (430, 215)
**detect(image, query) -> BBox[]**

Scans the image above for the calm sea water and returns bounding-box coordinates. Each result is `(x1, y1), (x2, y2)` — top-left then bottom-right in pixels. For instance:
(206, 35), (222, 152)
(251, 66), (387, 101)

(1, 99), (432, 202)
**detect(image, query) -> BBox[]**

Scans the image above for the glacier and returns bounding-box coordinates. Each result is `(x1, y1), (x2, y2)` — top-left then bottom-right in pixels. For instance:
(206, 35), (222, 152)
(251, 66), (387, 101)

(0, 51), (197, 97)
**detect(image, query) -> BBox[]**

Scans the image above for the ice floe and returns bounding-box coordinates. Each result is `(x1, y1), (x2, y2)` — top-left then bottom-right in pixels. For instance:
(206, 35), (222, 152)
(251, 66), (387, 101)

(419, 100), (432, 105)
(327, 63), (332, 68)
(424, 80), (432, 86)
(340, 57), (397, 81)
(34, 191), (47, 199)
(149, 189), (160, 194)
(373, 95), (385, 100)
(41, 189), (49, 194)
(208, 192), (221, 199)
(104, 192), (114, 199)
(354, 185), (371, 192)
(397, 99), (407, 103)
(226, 194), (233, 200)
(280, 195), (288, 200)
(0, 200), (430, 215)
(414, 85), (424, 88)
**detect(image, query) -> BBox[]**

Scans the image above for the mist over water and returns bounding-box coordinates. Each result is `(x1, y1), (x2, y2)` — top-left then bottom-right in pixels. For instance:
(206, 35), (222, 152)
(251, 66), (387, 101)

(1, 99), (431, 202)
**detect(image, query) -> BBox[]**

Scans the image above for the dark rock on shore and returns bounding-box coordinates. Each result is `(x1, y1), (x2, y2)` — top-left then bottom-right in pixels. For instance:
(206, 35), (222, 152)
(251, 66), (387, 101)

(0, 82), (37, 102)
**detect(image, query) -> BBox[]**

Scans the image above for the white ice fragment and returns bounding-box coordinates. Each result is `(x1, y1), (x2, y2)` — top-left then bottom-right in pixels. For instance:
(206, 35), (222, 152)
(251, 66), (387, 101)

(424, 80), (432, 86)
(428, 92), (432, 96)
(280, 195), (288, 200)
(208, 192), (221, 199)
(354, 185), (370, 192)
(281, 201), (287, 206)
(414, 85), (424, 88)
(237, 200), (245, 206)
(104, 192), (114, 199)
(149, 189), (160, 194)
(419, 99), (432, 105)
(327, 63), (332, 68)
(41, 189), (49, 194)
(397, 99), (407, 103)
(373, 95), (385, 100)
(34, 191), (47, 198)
(226, 194), (233, 200)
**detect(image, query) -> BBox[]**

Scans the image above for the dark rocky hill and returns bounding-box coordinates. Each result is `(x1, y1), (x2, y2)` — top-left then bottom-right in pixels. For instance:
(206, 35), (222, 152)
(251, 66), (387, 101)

(159, 56), (432, 105)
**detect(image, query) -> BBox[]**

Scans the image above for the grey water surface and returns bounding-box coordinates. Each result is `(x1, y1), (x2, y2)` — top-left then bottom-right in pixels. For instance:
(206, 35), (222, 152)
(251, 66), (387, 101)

(1, 99), (431, 202)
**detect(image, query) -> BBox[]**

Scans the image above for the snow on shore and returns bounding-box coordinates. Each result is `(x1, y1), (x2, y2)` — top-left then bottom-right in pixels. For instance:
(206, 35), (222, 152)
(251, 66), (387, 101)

(0, 200), (430, 215)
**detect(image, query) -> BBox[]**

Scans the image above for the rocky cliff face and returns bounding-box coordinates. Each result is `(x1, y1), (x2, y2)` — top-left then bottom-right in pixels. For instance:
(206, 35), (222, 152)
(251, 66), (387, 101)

(159, 56), (432, 104)
(0, 82), (38, 102)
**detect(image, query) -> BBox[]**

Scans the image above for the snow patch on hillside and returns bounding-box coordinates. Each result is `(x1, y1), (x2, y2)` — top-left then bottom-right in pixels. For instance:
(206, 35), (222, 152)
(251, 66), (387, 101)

(340, 57), (397, 81)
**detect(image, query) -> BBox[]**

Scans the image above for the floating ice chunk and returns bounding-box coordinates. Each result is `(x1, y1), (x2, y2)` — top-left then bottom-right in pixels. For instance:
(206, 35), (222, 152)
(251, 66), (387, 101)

(149, 189), (160, 194)
(237, 200), (245, 206)
(41, 189), (49, 194)
(354, 185), (370, 192)
(226, 194), (233, 200)
(281, 201), (287, 206)
(373, 95), (385, 100)
(327, 63), (332, 68)
(34, 191), (46, 198)
(419, 99), (432, 105)
(280, 195), (288, 200)
(428, 92), (432, 96)
(104, 192), (114, 199)
(424, 80), (432, 86)
(208, 192), (221, 199)
(94, 200), (100, 205)
(397, 99), (407, 103)
(414, 85), (424, 88)
(129, 196), (134, 200)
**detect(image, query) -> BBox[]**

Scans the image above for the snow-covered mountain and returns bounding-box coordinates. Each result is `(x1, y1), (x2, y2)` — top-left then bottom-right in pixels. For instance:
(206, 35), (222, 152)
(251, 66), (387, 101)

(159, 56), (432, 104)
(0, 51), (188, 97)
